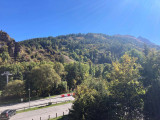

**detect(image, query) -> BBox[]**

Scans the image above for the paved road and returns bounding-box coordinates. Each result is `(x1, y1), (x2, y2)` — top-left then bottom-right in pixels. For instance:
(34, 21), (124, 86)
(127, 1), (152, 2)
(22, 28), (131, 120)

(10, 103), (72, 120)
(0, 96), (74, 113)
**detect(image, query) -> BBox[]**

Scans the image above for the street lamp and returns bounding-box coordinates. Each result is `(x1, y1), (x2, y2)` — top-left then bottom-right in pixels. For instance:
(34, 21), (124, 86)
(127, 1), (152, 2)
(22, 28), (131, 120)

(49, 94), (51, 102)
(28, 88), (30, 108)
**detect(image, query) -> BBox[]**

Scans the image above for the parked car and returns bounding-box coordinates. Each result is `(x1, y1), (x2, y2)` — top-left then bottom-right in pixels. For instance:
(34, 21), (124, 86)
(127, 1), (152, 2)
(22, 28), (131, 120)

(0, 109), (16, 120)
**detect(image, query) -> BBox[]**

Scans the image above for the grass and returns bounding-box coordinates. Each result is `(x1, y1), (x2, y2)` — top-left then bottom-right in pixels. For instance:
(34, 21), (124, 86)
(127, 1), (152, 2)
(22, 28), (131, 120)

(0, 98), (20, 106)
(50, 115), (69, 120)
(44, 95), (57, 99)
(0, 96), (52, 106)
(17, 101), (72, 113)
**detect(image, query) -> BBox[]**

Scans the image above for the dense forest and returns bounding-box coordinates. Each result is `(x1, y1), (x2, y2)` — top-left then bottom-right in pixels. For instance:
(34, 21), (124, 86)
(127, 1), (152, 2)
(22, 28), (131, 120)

(0, 31), (160, 119)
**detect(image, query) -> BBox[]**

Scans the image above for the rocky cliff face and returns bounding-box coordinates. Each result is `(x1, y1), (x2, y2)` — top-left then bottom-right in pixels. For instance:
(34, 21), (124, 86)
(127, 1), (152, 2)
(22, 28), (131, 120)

(0, 30), (12, 42)
(0, 30), (20, 59)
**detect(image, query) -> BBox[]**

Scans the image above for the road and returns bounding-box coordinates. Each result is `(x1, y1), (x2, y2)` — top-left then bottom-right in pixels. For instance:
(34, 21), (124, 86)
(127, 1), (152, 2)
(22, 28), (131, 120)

(10, 103), (72, 120)
(0, 96), (74, 113)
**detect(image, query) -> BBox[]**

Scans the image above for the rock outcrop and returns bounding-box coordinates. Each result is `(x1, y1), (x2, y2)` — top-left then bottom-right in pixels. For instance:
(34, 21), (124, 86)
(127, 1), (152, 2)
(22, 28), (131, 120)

(0, 30), (13, 42)
(0, 30), (20, 59)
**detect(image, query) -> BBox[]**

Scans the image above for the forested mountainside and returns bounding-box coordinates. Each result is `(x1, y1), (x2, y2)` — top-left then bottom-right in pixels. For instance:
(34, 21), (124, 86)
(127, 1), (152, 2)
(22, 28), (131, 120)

(18, 33), (160, 64)
(0, 31), (159, 64)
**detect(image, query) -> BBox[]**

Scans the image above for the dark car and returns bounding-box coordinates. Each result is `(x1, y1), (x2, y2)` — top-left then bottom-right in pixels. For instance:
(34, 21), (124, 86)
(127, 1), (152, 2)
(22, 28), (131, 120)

(0, 109), (16, 120)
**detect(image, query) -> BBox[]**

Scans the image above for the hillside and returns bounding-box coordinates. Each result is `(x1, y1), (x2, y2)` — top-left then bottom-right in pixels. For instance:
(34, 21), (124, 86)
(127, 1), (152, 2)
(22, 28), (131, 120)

(0, 31), (159, 64)
(19, 33), (160, 64)
(0, 31), (20, 62)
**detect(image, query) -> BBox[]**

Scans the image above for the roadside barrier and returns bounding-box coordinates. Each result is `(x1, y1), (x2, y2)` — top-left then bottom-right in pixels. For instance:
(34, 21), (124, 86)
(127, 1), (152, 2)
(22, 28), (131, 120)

(61, 94), (65, 97)
(61, 93), (75, 97)
(16, 100), (71, 111)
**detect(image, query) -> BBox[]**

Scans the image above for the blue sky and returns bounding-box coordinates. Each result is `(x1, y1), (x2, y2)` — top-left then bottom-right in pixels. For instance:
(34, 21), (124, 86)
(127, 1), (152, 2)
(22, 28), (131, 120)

(0, 0), (160, 44)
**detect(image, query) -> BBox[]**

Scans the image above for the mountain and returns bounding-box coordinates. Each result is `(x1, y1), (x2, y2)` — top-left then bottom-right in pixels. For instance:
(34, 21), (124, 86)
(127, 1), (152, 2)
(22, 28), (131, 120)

(0, 31), (159, 64)
(114, 34), (159, 49)
(0, 31), (20, 60)
(138, 36), (154, 45)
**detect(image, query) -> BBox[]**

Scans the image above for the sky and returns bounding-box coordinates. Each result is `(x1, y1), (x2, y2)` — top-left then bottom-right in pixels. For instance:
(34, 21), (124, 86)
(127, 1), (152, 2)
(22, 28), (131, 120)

(0, 0), (160, 44)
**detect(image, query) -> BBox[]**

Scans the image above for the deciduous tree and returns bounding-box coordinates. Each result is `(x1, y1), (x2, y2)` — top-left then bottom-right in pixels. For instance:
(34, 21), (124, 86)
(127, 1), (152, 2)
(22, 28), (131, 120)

(30, 64), (61, 96)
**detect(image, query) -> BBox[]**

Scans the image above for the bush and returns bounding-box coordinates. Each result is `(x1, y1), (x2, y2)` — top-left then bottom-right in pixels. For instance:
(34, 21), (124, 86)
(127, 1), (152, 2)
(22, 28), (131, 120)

(53, 81), (68, 94)
(2, 80), (25, 97)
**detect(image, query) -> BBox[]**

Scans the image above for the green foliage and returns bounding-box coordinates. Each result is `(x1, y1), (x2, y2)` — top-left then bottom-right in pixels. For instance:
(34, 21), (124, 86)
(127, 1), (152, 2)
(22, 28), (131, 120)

(140, 49), (160, 87)
(143, 44), (150, 57)
(102, 63), (112, 80)
(65, 62), (89, 89)
(53, 62), (65, 75)
(142, 50), (160, 119)
(109, 54), (145, 120)
(2, 80), (25, 97)
(69, 83), (109, 120)
(83, 78), (108, 94)
(110, 81), (145, 120)
(110, 54), (141, 83)
(29, 64), (61, 96)
(55, 81), (68, 94)
(143, 79), (160, 120)
(95, 65), (103, 78)
(70, 54), (145, 120)
(0, 52), (11, 62)
(127, 49), (144, 63)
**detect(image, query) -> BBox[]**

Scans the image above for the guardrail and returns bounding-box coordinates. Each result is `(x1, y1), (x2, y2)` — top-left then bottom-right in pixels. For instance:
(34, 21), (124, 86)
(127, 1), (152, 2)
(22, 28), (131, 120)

(16, 100), (72, 111)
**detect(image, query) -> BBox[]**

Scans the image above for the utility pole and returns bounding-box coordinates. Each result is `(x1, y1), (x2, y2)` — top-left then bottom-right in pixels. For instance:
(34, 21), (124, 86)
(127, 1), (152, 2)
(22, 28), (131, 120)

(1, 71), (12, 85)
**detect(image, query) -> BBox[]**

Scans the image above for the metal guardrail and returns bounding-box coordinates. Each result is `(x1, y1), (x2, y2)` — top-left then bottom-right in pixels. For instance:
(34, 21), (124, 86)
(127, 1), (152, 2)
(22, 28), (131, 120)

(16, 100), (71, 111)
